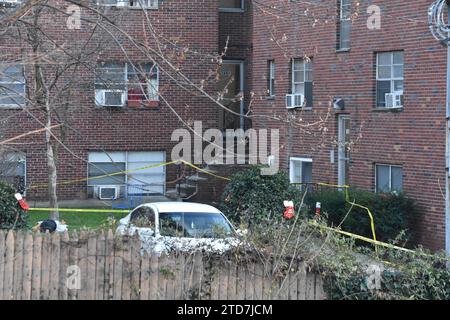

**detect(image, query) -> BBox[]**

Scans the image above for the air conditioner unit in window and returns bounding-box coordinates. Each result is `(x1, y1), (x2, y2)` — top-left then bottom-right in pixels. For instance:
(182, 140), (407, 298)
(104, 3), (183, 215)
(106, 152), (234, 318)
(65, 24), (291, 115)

(286, 94), (305, 109)
(115, 0), (128, 7)
(0, 0), (20, 6)
(98, 186), (119, 200)
(95, 90), (126, 107)
(96, 0), (118, 6)
(385, 92), (403, 108)
(129, 0), (158, 9)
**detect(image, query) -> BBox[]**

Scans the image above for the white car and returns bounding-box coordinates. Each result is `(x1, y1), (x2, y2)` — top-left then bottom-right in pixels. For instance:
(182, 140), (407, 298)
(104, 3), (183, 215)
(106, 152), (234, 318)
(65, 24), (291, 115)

(116, 202), (241, 255)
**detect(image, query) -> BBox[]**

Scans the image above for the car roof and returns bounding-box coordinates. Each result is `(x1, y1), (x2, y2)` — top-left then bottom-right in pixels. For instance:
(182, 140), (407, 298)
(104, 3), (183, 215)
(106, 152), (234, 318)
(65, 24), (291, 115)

(143, 202), (223, 214)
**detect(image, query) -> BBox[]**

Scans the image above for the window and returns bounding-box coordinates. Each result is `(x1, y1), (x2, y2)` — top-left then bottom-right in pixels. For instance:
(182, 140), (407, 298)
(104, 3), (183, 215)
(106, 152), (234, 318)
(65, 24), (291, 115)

(0, 64), (25, 107)
(338, 0), (351, 50)
(292, 58), (313, 108)
(95, 62), (158, 106)
(88, 152), (126, 199)
(127, 63), (159, 102)
(0, 152), (26, 193)
(375, 164), (403, 193)
(267, 60), (275, 97)
(130, 206), (156, 228)
(159, 212), (234, 238)
(289, 158), (313, 190)
(219, 0), (244, 11)
(87, 151), (165, 198)
(96, 0), (158, 9)
(376, 51), (404, 108)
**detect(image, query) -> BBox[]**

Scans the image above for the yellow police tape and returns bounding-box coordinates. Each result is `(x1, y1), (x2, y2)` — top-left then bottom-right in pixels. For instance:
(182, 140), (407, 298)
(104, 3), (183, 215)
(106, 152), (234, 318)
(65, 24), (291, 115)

(317, 182), (379, 255)
(28, 207), (129, 214)
(308, 220), (414, 254)
(28, 159), (231, 190)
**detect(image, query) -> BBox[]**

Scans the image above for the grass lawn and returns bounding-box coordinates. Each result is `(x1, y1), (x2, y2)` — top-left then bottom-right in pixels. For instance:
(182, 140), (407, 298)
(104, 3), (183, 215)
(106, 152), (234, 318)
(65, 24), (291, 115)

(27, 211), (128, 231)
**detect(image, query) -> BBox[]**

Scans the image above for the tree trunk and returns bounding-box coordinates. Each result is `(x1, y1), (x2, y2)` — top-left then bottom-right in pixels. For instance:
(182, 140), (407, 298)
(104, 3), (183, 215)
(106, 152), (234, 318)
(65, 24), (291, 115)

(45, 108), (59, 220)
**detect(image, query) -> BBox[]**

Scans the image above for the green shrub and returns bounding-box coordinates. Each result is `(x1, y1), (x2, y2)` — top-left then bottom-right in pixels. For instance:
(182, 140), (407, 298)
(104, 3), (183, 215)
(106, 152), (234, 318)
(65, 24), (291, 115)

(305, 189), (416, 243)
(220, 165), (304, 226)
(318, 238), (450, 300)
(0, 181), (28, 230)
(221, 166), (415, 243)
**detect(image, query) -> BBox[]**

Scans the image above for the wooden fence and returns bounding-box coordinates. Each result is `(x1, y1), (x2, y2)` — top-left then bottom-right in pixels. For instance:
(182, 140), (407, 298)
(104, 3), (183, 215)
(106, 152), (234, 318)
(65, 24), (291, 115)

(0, 229), (326, 300)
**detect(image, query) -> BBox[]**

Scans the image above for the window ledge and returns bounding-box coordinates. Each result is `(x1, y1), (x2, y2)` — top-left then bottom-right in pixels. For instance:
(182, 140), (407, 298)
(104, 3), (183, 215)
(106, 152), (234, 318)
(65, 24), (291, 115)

(0, 104), (24, 110)
(219, 8), (245, 13)
(128, 7), (159, 10)
(336, 48), (351, 53)
(265, 96), (276, 100)
(128, 100), (159, 108)
(373, 106), (404, 112)
(288, 107), (313, 111)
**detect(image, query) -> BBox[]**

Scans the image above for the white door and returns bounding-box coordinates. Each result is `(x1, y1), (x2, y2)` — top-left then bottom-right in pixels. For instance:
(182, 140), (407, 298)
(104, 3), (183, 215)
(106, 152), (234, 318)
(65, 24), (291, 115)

(338, 116), (350, 186)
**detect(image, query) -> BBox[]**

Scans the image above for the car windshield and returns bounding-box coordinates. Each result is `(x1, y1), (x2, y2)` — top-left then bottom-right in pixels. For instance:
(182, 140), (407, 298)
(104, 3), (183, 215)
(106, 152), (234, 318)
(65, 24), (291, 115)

(158, 212), (234, 238)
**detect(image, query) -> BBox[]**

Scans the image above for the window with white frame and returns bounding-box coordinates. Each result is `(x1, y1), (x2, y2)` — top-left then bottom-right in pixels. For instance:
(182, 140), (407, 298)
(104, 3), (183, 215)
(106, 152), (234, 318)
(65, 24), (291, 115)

(289, 158), (313, 190)
(376, 51), (404, 108)
(87, 151), (165, 198)
(0, 152), (26, 193)
(267, 60), (275, 97)
(338, 0), (351, 50)
(95, 62), (158, 106)
(219, 0), (244, 11)
(96, 0), (158, 9)
(292, 58), (313, 108)
(0, 64), (25, 107)
(375, 164), (403, 193)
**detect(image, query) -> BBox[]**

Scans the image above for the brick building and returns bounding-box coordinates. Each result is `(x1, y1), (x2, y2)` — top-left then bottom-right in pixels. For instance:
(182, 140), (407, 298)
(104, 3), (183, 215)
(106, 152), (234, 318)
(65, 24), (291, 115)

(0, 0), (449, 251)
(0, 0), (250, 201)
(250, 0), (448, 251)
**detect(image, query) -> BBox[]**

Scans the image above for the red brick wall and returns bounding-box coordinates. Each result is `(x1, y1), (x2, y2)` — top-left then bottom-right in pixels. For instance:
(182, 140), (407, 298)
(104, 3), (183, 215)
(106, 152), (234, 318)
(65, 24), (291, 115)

(251, 0), (447, 250)
(0, 1), (220, 200)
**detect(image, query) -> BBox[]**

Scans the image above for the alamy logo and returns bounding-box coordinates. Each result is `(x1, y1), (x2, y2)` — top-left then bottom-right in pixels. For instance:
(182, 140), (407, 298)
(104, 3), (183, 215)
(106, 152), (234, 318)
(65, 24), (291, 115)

(66, 265), (81, 290)
(171, 121), (280, 175)
(367, 5), (381, 30)
(366, 264), (383, 291)
(66, 5), (81, 30)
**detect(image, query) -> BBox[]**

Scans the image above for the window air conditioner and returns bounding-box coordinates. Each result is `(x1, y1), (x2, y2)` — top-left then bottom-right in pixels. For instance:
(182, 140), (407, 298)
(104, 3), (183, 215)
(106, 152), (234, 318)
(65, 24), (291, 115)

(96, 0), (118, 6)
(98, 186), (119, 200)
(0, 0), (20, 6)
(385, 92), (403, 108)
(95, 90), (126, 107)
(116, 0), (128, 7)
(129, 0), (158, 9)
(286, 94), (305, 109)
